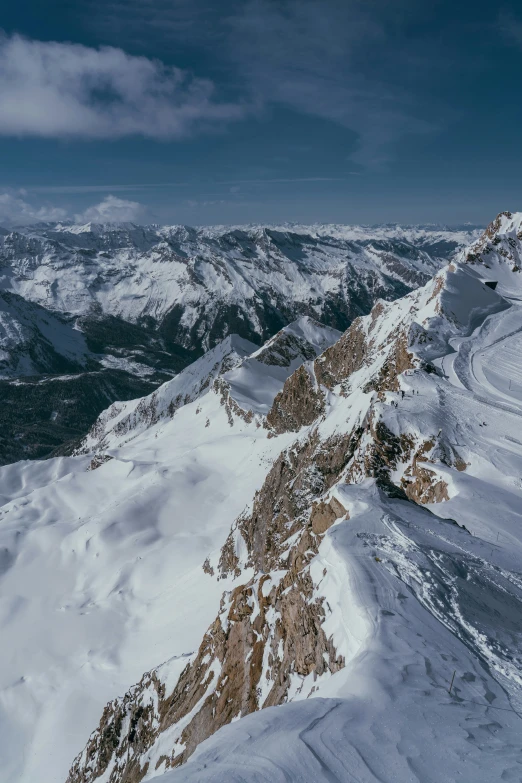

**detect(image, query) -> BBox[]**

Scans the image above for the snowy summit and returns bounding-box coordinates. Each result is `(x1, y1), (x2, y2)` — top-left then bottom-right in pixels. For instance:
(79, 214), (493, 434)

(0, 213), (522, 783)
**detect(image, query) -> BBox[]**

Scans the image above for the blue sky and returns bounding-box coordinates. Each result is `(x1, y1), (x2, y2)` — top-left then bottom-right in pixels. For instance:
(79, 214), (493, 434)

(0, 0), (521, 225)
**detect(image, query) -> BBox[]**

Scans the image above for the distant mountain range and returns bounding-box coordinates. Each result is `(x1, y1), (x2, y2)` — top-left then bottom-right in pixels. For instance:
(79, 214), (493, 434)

(2, 213), (522, 783)
(0, 221), (479, 463)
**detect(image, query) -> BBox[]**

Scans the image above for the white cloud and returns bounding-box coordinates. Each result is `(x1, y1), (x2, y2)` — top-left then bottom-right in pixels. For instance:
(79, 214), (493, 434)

(0, 33), (245, 139)
(0, 191), (148, 226)
(74, 195), (146, 223)
(0, 192), (68, 225)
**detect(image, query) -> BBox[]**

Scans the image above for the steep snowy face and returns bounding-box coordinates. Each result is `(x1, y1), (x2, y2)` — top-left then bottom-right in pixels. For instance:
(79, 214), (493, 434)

(0, 291), (91, 377)
(77, 317), (341, 454)
(0, 222), (477, 350)
(460, 210), (522, 297)
(0, 221), (475, 465)
(6, 216), (522, 783)
(64, 249), (522, 783)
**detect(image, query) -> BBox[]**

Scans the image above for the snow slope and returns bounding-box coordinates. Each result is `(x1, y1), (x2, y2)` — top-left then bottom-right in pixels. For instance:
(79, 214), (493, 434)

(0, 317), (339, 783)
(3, 213), (522, 783)
(66, 215), (522, 783)
(0, 383), (295, 783)
(0, 221), (477, 351)
(77, 317), (341, 454)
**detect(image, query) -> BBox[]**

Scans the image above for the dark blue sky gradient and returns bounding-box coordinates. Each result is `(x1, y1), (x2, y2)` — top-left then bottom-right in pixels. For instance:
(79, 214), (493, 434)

(0, 0), (521, 224)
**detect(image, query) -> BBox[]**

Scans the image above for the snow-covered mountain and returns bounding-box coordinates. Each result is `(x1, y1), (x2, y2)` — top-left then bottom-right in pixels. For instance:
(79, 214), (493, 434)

(3, 214), (522, 783)
(0, 221), (476, 465)
(77, 317), (341, 455)
(0, 221), (478, 350)
(0, 291), (92, 378)
(460, 209), (522, 297)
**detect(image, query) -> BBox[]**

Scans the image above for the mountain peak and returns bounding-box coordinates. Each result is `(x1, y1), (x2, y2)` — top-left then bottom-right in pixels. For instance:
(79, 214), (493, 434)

(5, 213), (522, 783)
(460, 210), (522, 297)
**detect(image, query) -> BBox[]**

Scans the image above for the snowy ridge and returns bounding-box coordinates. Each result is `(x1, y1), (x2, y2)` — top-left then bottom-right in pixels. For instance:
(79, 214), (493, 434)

(0, 221), (476, 352)
(2, 213), (522, 783)
(0, 291), (91, 378)
(460, 210), (522, 298)
(76, 333), (258, 454)
(78, 317), (341, 454)
(65, 216), (522, 783)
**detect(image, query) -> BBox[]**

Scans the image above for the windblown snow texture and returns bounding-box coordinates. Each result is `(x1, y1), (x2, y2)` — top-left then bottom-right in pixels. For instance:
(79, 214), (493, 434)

(0, 221), (475, 464)
(2, 215), (522, 783)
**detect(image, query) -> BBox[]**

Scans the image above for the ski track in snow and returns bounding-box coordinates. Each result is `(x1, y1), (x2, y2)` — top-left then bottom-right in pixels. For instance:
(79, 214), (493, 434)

(3, 226), (522, 780)
(161, 263), (522, 781)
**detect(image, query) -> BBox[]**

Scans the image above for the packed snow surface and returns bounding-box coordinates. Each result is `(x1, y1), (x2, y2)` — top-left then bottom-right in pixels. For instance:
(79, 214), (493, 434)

(162, 486), (522, 783)
(0, 388), (295, 783)
(2, 216), (522, 783)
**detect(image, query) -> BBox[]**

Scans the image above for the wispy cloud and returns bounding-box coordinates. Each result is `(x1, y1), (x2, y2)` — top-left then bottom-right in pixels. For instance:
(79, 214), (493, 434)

(0, 33), (246, 139)
(0, 191), (148, 226)
(22, 177), (343, 195)
(228, 0), (436, 168)
(0, 191), (68, 225)
(74, 195), (147, 223)
(83, 0), (227, 50)
(64, 0), (442, 167)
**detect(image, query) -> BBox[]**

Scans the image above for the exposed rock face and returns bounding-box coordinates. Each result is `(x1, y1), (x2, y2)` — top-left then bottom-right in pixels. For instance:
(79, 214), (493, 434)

(310, 497), (348, 534)
(401, 438), (450, 503)
(345, 418), (452, 505)
(363, 330), (414, 395)
(230, 431), (355, 574)
(213, 378), (255, 426)
(464, 211), (518, 265)
(67, 258), (494, 783)
(87, 454), (113, 471)
(314, 318), (367, 390)
(461, 211), (522, 284)
(265, 365), (325, 433)
(67, 428), (354, 783)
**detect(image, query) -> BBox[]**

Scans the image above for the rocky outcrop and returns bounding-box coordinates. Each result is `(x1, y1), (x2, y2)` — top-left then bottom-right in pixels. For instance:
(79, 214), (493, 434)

(67, 426), (356, 783)
(462, 211), (522, 274)
(265, 364), (325, 434)
(314, 318), (368, 390)
(66, 671), (165, 783)
(67, 255), (490, 783)
(213, 378), (255, 426)
(265, 296), (417, 436)
(87, 454), (113, 471)
(362, 330), (414, 395)
(310, 497), (348, 534)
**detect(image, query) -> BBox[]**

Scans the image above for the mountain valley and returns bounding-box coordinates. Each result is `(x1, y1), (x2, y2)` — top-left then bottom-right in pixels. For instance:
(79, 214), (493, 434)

(1, 214), (522, 783)
(0, 221), (477, 463)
